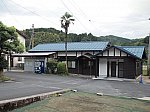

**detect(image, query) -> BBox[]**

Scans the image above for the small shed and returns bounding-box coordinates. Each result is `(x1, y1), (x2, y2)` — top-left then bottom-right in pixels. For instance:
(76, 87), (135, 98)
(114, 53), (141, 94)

(12, 52), (55, 73)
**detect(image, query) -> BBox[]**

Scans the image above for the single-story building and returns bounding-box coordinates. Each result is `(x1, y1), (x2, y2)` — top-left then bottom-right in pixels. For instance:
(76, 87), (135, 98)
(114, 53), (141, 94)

(12, 41), (146, 79)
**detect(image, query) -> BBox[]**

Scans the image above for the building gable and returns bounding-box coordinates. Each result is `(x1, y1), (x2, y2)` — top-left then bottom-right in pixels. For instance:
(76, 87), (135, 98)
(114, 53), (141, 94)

(16, 29), (27, 39)
(97, 47), (128, 57)
(96, 46), (145, 60)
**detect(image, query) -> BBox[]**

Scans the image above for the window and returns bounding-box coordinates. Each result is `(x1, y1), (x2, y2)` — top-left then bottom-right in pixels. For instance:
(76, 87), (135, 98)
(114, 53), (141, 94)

(68, 61), (76, 68)
(18, 57), (22, 61)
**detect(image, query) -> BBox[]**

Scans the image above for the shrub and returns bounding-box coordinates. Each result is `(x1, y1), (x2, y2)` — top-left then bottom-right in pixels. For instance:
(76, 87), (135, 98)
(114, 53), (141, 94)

(46, 59), (58, 74)
(57, 62), (68, 75)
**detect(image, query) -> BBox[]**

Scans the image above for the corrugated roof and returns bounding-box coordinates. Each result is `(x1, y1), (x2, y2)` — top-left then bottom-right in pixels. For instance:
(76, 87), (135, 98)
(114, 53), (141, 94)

(95, 46), (145, 59)
(29, 41), (109, 52)
(119, 46), (145, 59)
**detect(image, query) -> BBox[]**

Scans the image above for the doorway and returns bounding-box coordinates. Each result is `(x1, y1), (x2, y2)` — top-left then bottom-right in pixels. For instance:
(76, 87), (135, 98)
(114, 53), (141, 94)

(111, 62), (116, 77)
(118, 62), (124, 78)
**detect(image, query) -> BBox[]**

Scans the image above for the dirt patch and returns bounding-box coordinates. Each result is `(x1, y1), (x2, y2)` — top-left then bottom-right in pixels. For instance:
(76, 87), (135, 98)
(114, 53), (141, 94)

(142, 76), (150, 84)
(11, 92), (150, 112)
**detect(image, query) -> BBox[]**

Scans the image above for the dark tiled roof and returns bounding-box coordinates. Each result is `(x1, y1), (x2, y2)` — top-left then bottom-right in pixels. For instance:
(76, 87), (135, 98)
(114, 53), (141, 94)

(29, 41), (109, 52)
(16, 29), (28, 39)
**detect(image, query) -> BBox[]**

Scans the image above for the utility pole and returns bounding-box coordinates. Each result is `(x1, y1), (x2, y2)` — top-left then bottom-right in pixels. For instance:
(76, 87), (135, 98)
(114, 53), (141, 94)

(31, 24), (34, 49)
(28, 24), (34, 50)
(148, 18), (150, 78)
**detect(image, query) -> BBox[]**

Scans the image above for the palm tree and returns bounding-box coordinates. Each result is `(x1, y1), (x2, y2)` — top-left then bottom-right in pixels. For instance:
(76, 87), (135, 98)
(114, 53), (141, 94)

(61, 12), (75, 69)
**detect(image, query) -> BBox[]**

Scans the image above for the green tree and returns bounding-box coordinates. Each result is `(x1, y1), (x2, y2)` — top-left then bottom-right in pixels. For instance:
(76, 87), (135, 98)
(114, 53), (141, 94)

(0, 21), (24, 76)
(61, 12), (75, 68)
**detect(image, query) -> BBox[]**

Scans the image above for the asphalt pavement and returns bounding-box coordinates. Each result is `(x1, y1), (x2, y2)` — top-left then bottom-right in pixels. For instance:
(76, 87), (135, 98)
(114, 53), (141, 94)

(0, 72), (149, 101)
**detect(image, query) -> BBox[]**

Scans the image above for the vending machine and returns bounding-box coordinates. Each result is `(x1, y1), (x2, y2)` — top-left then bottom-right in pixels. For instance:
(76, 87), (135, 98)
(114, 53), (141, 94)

(34, 61), (44, 74)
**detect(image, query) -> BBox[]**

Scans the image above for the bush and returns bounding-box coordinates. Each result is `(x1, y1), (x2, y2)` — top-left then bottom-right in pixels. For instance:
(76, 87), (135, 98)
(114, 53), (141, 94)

(57, 62), (68, 75)
(46, 59), (58, 74)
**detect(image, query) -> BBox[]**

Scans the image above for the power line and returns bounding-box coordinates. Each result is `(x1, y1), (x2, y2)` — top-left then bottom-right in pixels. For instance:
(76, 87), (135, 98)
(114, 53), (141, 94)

(9, 0), (59, 26)
(67, 0), (101, 35)
(1, 0), (26, 29)
(64, 0), (99, 35)
(60, 0), (91, 33)
(69, 0), (89, 19)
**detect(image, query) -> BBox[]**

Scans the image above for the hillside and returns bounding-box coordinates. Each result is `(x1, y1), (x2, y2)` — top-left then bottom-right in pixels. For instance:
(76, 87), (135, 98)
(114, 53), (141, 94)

(99, 35), (132, 45)
(23, 27), (148, 50)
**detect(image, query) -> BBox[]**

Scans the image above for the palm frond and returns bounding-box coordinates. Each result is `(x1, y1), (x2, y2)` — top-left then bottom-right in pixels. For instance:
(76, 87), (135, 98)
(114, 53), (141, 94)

(60, 12), (75, 29)
(69, 18), (75, 21)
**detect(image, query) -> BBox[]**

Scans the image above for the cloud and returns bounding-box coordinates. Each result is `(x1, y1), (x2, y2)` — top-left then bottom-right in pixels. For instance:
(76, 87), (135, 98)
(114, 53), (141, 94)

(0, 0), (150, 39)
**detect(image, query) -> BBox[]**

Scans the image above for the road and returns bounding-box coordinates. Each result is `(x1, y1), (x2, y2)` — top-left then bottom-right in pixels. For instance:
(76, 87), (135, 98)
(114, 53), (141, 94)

(0, 72), (149, 101)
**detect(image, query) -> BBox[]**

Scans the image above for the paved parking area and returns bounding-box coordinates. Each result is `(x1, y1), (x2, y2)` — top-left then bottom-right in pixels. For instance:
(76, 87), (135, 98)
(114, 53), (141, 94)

(0, 72), (149, 101)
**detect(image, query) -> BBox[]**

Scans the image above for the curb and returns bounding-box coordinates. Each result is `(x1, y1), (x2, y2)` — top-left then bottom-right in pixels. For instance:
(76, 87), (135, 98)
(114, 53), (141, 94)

(102, 94), (150, 101)
(0, 89), (71, 112)
(93, 77), (139, 83)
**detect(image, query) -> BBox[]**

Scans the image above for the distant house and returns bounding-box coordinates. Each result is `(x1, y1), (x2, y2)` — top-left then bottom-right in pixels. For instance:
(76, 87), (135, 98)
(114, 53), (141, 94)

(12, 41), (146, 79)
(9, 29), (27, 69)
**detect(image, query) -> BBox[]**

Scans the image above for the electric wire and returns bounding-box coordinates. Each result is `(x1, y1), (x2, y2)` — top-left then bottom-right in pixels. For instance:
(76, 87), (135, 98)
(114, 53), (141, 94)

(65, 0), (102, 35)
(1, 0), (26, 29)
(9, 0), (59, 26)
(60, 0), (91, 33)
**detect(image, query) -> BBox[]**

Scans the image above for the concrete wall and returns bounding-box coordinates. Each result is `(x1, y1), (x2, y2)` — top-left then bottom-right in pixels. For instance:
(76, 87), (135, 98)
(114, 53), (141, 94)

(24, 57), (45, 72)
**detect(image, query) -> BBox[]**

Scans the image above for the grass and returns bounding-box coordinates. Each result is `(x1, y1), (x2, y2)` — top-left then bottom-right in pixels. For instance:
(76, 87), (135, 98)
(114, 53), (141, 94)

(143, 69), (147, 76)
(0, 75), (11, 82)
(11, 91), (150, 112)
(143, 65), (148, 76)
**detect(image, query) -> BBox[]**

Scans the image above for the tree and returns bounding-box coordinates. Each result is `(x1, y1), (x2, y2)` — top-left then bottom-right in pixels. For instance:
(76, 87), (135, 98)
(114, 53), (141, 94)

(0, 21), (24, 76)
(61, 12), (75, 68)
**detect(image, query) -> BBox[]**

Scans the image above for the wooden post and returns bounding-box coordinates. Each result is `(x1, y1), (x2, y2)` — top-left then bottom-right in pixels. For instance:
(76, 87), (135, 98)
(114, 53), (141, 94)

(90, 60), (92, 77)
(78, 59), (79, 74)
(95, 58), (97, 78)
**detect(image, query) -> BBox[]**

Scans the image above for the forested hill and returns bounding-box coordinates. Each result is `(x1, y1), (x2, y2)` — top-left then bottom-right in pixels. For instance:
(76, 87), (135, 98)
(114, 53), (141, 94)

(23, 27), (148, 49)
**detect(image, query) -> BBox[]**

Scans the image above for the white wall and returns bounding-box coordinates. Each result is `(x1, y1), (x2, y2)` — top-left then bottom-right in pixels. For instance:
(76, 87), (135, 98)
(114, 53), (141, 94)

(121, 52), (127, 56)
(82, 51), (93, 54)
(97, 47), (128, 57)
(77, 52), (82, 57)
(99, 58), (107, 78)
(13, 33), (26, 67)
(109, 48), (114, 56)
(58, 51), (94, 57)
(18, 34), (25, 48)
(115, 48), (120, 56)
(58, 52), (76, 56)
(103, 51), (107, 56)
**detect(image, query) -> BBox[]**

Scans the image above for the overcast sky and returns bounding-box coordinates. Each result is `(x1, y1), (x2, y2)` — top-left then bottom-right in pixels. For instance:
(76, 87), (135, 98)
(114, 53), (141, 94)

(0, 0), (150, 39)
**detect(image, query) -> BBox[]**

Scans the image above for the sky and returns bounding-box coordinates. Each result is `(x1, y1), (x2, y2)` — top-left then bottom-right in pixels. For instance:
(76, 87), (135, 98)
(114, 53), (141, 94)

(0, 0), (150, 39)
